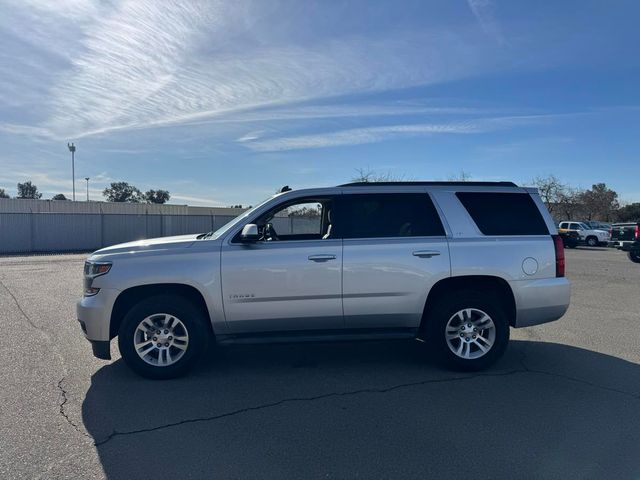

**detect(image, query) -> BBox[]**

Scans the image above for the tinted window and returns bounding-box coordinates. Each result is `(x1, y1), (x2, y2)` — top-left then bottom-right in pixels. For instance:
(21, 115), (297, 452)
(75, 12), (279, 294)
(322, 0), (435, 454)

(338, 193), (445, 239)
(456, 192), (549, 236)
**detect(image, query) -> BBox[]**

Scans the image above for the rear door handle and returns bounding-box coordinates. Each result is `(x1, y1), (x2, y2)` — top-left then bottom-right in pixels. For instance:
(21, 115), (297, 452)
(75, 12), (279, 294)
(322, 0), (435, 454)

(412, 250), (441, 258)
(308, 254), (337, 262)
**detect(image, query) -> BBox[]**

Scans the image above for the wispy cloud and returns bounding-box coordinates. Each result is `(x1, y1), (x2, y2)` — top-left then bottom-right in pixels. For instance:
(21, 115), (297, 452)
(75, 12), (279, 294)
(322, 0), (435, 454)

(241, 115), (553, 151)
(2, 1), (502, 139)
(467, 0), (504, 44)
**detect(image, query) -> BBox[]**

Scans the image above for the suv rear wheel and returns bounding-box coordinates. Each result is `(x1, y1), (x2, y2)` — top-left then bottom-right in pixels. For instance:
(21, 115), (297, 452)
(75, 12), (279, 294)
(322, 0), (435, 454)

(629, 251), (640, 263)
(424, 290), (509, 371)
(586, 236), (598, 247)
(118, 295), (209, 379)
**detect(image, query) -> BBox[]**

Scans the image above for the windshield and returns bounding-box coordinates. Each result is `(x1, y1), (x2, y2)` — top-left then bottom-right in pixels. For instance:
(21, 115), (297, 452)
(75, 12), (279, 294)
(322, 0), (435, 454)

(200, 195), (275, 240)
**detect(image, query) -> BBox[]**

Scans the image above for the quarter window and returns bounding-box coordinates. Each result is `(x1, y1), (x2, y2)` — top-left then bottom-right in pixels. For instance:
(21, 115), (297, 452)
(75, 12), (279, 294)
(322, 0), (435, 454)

(337, 193), (445, 239)
(456, 192), (549, 236)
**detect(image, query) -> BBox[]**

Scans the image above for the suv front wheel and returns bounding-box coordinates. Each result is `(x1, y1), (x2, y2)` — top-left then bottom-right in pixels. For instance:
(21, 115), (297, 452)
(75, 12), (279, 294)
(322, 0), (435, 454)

(118, 295), (209, 379)
(425, 290), (510, 371)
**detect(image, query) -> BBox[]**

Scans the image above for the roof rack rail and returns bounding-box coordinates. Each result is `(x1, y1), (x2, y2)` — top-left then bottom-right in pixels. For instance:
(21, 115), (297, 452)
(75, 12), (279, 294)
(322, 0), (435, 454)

(338, 181), (518, 187)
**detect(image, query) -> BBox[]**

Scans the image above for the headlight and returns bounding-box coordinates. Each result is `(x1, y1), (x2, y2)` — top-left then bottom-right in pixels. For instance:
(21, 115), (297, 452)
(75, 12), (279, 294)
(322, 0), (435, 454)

(83, 261), (112, 296)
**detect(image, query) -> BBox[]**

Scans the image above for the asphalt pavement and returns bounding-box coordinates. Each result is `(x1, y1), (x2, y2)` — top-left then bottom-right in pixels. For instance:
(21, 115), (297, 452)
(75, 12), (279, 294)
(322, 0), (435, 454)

(0, 247), (639, 479)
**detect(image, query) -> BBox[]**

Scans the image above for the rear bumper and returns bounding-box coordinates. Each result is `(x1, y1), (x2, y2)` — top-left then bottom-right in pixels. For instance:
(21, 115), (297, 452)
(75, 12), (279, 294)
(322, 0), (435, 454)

(512, 278), (571, 328)
(609, 240), (634, 250)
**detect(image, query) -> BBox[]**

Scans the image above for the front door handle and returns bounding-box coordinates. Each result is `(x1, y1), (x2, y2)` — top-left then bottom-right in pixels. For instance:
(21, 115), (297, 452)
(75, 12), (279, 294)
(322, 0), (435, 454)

(412, 250), (441, 258)
(308, 254), (337, 262)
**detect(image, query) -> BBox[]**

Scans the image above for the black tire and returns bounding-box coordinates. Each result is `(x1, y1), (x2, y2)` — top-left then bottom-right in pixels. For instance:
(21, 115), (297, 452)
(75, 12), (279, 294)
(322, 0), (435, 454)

(118, 295), (210, 379)
(586, 236), (598, 247)
(629, 251), (640, 264)
(424, 290), (510, 371)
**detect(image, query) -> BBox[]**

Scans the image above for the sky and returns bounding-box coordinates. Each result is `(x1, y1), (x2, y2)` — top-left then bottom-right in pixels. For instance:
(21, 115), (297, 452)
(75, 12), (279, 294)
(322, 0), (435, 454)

(0, 0), (639, 206)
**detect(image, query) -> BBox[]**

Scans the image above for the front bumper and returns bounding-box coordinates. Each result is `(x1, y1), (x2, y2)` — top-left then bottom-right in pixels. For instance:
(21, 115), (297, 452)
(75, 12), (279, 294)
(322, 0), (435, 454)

(76, 287), (120, 343)
(91, 341), (111, 360)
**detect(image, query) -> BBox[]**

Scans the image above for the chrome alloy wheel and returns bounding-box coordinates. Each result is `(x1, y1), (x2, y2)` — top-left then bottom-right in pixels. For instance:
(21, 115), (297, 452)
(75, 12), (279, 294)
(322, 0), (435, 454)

(133, 313), (189, 367)
(445, 308), (496, 360)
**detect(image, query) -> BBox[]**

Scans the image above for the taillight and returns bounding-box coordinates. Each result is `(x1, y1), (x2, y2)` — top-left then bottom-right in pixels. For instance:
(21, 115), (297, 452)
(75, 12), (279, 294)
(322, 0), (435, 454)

(609, 227), (613, 240)
(635, 225), (639, 240)
(552, 235), (565, 277)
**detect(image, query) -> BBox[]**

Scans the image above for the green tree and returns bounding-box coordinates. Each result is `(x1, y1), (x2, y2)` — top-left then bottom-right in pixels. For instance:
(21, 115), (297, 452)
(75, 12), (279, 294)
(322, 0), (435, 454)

(17, 181), (42, 199)
(0, 188), (9, 199)
(52, 193), (68, 200)
(103, 182), (142, 203)
(144, 189), (170, 204)
(616, 203), (640, 222)
(578, 183), (619, 221)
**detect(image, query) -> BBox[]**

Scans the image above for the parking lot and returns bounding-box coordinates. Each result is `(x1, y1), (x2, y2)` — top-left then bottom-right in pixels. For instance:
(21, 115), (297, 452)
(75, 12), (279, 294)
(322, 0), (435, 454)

(0, 247), (639, 479)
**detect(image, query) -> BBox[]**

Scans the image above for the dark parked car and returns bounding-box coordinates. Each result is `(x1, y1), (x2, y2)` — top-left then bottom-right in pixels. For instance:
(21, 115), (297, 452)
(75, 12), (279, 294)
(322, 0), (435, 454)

(609, 222), (639, 248)
(626, 242), (640, 263)
(559, 230), (580, 249)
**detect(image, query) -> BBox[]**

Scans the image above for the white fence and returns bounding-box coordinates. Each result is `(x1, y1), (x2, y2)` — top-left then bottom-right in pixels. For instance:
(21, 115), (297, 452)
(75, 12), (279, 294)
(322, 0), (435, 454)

(0, 212), (239, 254)
(0, 199), (331, 254)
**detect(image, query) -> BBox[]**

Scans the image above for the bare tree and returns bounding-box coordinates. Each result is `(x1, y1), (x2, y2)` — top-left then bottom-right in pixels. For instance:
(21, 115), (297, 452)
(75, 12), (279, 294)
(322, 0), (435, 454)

(556, 187), (584, 220)
(447, 170), (473, 182)
(351, 168), (408, 183)
(531, 175), (566, 214)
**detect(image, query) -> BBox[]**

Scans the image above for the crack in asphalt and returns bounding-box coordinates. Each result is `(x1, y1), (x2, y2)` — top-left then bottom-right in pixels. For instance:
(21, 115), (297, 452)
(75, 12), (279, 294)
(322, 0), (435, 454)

(518, 354), (640, 401)
(0, 277), (90, 440)
(93, 368), (523, 446)
(94, 350), (640, 447)
(0, 278), (52, 340)
(57, 378), (93, 440)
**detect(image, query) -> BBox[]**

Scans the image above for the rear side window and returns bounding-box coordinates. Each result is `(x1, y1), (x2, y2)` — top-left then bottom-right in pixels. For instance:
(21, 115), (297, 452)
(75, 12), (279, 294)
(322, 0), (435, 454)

(456, 192), (549, 236)
(338, 193), (445, 239)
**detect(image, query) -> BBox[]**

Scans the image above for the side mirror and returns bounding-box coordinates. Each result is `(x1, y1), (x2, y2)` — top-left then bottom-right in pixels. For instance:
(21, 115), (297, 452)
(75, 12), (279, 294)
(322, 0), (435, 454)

(240, 224), (260, 242)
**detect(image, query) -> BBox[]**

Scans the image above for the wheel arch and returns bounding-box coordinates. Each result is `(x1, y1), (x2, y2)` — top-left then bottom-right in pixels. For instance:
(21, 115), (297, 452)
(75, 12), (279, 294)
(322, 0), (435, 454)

(110, 283), (214, 339)
(420, 275), (517, 331)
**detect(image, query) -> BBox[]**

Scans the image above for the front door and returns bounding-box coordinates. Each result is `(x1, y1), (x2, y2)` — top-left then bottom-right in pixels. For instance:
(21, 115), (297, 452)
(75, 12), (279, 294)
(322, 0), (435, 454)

(221, 197), (343, 334)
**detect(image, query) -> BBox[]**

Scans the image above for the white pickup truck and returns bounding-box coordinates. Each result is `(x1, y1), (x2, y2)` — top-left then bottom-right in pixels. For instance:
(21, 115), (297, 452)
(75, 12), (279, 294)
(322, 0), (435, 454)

(558, 221), (609, 247)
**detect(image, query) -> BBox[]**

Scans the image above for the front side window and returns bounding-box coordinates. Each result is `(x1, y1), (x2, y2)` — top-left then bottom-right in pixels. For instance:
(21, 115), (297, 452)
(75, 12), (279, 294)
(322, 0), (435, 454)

(337, 193), (445, 239)
(251, 197), (334, 241)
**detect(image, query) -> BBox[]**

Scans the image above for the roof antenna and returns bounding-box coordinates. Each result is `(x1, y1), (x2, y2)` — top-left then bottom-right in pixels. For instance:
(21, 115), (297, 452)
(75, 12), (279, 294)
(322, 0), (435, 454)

(280, 185), (292, 193)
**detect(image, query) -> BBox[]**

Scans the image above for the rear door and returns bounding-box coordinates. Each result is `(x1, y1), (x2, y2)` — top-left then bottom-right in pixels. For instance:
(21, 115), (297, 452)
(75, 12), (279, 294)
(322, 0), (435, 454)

(337, 191), (450, 330)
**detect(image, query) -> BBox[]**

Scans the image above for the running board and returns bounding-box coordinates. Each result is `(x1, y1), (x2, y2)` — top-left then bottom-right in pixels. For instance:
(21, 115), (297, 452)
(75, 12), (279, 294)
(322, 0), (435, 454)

(216, 328), (419, 346)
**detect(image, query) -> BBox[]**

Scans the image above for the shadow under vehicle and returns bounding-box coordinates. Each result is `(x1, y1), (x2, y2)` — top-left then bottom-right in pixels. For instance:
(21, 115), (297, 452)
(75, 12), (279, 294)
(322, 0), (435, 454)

(82, 340), (640, 479)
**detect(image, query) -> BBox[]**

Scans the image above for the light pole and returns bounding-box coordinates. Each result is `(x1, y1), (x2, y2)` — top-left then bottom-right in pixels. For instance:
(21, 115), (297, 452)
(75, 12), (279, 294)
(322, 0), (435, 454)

(67, 142), (76, 201)
(85, 177), (90, 202)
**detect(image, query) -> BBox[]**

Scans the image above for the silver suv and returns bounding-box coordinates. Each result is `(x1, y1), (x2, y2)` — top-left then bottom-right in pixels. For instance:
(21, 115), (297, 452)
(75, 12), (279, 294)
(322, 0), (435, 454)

(77, 182), (570, 379)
